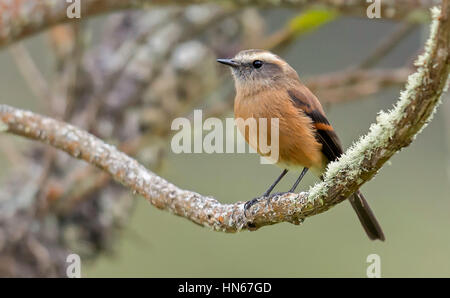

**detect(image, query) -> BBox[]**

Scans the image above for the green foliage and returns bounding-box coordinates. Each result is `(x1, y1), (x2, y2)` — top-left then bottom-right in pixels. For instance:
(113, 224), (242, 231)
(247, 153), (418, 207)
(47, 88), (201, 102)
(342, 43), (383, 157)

(288, 8), (338, 36)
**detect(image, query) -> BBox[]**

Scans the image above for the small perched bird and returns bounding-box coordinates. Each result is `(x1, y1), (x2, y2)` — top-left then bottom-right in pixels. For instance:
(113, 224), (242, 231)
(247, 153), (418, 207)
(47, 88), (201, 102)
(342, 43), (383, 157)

(217, 49), (385, 241)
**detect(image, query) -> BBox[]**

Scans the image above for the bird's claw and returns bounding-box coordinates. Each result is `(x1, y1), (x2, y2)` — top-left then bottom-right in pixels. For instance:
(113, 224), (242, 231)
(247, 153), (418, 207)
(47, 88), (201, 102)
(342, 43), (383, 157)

(269, 191), (288, 198)
(244, 191), (290, 215)
(244, 197), (261, 211)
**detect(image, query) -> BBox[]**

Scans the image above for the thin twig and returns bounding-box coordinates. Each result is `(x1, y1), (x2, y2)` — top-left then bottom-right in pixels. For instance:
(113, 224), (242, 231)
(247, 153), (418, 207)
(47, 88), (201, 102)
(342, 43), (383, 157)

(305, 67), (413, 103)
(357, 23), (418, 69)
(9, 43), (50, 107)
(48, 23), (86, 120)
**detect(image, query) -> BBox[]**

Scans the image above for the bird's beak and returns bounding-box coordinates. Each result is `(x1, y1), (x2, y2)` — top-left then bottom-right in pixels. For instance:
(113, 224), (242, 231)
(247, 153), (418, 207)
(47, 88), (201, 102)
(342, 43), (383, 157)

(216, 58), (240, 68)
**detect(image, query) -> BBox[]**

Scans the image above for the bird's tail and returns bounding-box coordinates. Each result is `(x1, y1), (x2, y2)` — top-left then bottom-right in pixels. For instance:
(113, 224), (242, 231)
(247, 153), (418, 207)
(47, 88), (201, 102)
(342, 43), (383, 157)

(349, 191), (385, 241)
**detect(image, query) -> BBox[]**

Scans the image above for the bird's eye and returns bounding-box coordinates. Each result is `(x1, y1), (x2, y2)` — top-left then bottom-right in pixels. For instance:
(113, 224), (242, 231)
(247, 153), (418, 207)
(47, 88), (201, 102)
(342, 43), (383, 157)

(252, 60), (263, 69)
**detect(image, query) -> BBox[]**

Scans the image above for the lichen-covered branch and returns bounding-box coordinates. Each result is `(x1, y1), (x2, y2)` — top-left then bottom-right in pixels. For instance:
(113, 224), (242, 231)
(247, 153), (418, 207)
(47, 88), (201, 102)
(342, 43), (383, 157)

(0, 3), (448, 233)
(0, 0), (438, 48)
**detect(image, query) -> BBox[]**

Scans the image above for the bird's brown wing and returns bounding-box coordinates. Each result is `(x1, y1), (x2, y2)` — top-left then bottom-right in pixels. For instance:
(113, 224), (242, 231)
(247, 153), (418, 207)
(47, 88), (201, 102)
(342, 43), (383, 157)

(288, 87), (385, 241)
(287, 88), (343, 162)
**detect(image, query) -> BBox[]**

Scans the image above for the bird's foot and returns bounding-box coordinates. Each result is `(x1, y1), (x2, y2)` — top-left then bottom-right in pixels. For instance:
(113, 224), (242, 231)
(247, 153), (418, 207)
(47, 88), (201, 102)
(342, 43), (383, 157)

(244, 192), (289, 214)
(269, 191), (289, 198)
(244, 197), (262, 212)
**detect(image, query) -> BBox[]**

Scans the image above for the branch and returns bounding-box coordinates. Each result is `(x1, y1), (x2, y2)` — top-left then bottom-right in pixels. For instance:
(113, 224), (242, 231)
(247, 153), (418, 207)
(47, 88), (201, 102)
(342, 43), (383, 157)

(356, 23), (418, 69)
(0, 4), (449, 233)
(0, 0), (438, 48)
(201, 67), (412, 121)
(9, 43), (51, 106)
(305, 67), (413, 104)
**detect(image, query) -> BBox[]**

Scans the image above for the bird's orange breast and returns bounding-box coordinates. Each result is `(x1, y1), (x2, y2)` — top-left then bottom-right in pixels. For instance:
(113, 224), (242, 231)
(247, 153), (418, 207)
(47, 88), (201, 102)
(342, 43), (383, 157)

(234, 89), (325, 171)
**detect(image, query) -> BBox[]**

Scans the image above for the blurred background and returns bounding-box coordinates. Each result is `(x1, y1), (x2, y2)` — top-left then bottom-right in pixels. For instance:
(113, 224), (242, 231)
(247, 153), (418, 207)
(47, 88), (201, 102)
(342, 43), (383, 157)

(0, 3), (449, 277)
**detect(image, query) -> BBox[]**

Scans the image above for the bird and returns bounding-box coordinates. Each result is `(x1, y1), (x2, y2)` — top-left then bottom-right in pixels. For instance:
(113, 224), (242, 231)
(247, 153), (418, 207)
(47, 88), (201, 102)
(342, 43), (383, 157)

(217, 49), (385, 241)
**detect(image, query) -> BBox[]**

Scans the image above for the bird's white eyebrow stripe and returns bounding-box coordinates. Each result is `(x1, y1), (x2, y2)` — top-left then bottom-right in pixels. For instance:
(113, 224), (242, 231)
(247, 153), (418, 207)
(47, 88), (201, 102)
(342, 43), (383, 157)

(235, 51), (283, 64)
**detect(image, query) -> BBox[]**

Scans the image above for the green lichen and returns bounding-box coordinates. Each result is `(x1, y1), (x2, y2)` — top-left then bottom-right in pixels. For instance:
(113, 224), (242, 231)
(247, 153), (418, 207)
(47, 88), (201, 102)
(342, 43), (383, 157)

(308, 7), (444, 203)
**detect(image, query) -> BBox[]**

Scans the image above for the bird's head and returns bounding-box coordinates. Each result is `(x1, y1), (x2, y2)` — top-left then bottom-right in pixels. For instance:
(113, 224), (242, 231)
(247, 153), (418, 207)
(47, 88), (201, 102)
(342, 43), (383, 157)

(217, 49), (299, 94)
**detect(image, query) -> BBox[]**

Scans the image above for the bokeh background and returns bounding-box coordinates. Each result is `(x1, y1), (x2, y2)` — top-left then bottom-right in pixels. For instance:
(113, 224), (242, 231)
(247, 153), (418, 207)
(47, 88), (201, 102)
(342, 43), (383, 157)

(0, 4), (449, 277)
